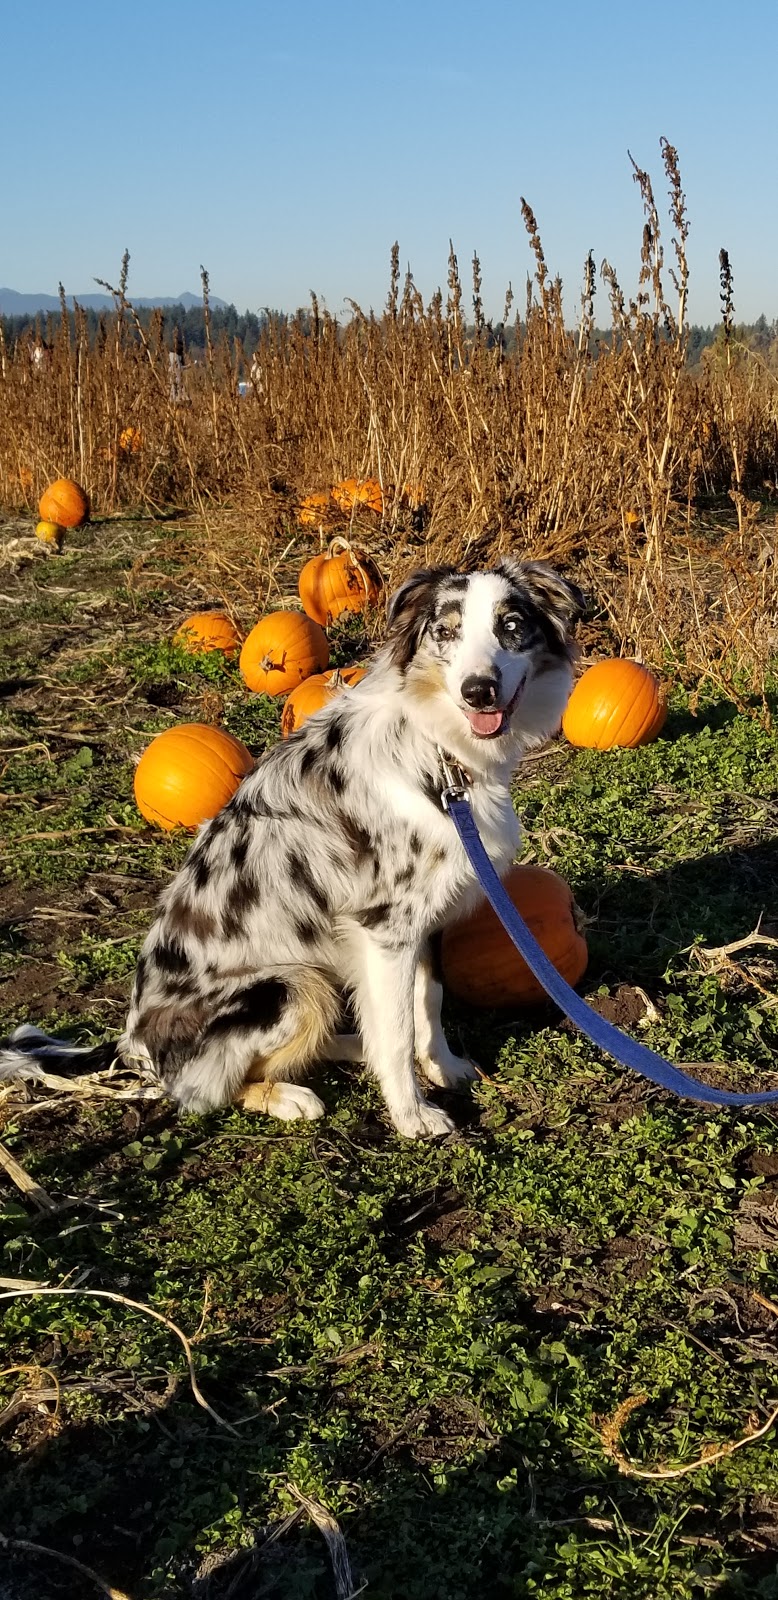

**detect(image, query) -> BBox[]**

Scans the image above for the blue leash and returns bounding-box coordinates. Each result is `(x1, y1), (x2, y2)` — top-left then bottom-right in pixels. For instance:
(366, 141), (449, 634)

(440, 765), (778, 1110)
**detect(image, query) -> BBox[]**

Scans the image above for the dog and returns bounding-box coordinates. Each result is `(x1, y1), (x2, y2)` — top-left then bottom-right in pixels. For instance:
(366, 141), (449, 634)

(1, 560), (583, 1138)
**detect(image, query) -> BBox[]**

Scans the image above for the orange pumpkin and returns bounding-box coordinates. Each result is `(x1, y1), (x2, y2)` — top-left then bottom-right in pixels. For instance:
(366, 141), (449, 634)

(134, 723), (254, 831)
(562, 659), (667, 749)
(281, 666), (366, 737)
(298, 538), (383, 627)
(441, 864), (588, 1008)
(39, 477), (89, 528)
(174, 611), (242, 658)
(331, 477), (384, 515)
(240, 611), (329, 695)
(297, 490), (336, 529)
(119, 426), (142, 454)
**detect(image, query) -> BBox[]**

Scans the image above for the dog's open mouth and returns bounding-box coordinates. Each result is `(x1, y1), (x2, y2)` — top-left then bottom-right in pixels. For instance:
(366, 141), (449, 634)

(463, 677), (526, 739)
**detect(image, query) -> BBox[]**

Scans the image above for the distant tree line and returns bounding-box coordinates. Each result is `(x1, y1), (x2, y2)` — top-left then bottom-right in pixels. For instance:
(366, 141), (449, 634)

(3, 301), (778, 370)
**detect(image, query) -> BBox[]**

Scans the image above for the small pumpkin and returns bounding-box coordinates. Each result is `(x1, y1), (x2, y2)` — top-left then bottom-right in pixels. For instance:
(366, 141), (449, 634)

(39, 477), (89, 528)
(35, 520), (64, 550)
(240, 611), (329, 695)
(441, 864), (588, 1008)
(562, 659), (667, 749)
(331, 477), (384, 515)
(281, 666), (366, 737)
(298, 538), (383, 627)
(297, 490), (336, 529)
(119, 425), (142, 454)
(174, 611), (242, 658)
(134, 723), (254, 831)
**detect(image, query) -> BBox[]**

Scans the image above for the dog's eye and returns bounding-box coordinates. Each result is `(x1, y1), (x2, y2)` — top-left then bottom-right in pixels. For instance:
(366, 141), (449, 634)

(431, 622), (453, 643)
(503, 617), (520, 633)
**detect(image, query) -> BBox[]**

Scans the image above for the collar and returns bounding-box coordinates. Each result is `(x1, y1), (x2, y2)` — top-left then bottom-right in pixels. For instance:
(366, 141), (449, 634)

(437, 746), (471, 812)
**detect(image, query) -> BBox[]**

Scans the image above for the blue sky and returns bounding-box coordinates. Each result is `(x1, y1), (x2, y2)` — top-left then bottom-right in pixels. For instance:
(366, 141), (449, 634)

(5, 0), (776, 326)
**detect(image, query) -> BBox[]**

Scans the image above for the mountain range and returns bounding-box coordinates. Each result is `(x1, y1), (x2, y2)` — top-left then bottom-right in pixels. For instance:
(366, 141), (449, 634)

(0, 288), (228, 315)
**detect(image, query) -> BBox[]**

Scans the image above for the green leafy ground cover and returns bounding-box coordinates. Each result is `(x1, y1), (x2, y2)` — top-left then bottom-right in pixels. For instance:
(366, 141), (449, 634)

(1, 516), (778, 1599)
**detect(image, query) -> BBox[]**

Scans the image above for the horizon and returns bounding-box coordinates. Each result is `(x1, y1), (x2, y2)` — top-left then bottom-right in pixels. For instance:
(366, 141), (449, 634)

(3, 0), (777, 328)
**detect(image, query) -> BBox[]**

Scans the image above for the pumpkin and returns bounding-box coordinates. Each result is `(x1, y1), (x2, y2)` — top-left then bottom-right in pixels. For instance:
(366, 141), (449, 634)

(297, 490), (336, 529)
(441, 864), (588, 1008)
(240, 611), (329, 695)
(119, 426), (142, 454)
(39, 477), (89, 529)
(281, 666), (366, 737)
(35, 520), (64, 549)
(298, 538), (383, 626)
(562, 659), (667, 749)
(331, 477), (384, 515)
(134, 723), (254, 831)
(174, 611), (242, 658)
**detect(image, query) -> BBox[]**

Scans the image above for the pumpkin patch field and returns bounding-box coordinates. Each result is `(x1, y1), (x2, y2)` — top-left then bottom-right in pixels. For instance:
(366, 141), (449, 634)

(1, 509), (777, 1600)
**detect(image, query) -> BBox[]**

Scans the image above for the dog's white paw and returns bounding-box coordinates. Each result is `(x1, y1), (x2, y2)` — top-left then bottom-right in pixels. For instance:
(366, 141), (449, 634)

(240, 1081), (325, 1121)
(393, 1100), (456, 1140)
(418, 1051), (478, 1089)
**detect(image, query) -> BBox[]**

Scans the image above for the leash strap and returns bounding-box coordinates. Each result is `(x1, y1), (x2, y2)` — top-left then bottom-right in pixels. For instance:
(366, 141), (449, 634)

(444, 788), (778, 1109)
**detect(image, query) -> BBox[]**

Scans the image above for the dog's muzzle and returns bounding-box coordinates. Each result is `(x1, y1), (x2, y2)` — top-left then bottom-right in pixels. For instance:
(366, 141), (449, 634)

(460, 675), (526, 738)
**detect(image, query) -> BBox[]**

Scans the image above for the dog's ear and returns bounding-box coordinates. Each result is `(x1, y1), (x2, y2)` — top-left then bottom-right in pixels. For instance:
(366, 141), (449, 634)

(385, 567), (456, 669)
(495, 558), (586, 642)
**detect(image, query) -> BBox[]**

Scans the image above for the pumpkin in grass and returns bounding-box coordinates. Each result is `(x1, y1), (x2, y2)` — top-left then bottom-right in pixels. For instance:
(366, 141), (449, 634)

(39, 477), (89, 529)
(562, 659), (667, 749)
(298, 538), (383, 627)
(240, 611), (329, 696)
(331, 477), (384, 515)
(134, 723), (254, 831)
(281, 666), (366, 737)
(174, 611), (242, 658)
(297, 490), (336, 529)
(119, 425), (142, 454)
(35, 520), (65, 550)
(441, 864), (588, 1008)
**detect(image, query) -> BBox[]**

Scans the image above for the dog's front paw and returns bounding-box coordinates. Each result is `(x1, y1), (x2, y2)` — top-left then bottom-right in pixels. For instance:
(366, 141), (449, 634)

(418, 1050), (478, 1089)
(393, 1100), (456, 1140)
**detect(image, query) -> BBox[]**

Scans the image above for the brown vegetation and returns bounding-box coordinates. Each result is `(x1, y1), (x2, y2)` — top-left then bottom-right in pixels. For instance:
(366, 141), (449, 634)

(1, 142), (776, 705)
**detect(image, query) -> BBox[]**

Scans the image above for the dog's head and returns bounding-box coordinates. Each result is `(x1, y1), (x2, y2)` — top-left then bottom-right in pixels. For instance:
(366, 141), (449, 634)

(385, 559), (584, 758)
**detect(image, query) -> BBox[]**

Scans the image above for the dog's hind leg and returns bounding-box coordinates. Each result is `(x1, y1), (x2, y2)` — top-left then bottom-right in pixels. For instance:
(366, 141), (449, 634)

(236, 1078), (325, 1119)
(414, 945), (477, 1089)
(319, 1034), (364, 1063)
(132, 968), (338, 1120)
(344, 931), (455, 1139)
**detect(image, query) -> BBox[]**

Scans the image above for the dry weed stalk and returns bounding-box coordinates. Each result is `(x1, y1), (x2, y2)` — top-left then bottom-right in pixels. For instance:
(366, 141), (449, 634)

(600, 1390), (778, 1482)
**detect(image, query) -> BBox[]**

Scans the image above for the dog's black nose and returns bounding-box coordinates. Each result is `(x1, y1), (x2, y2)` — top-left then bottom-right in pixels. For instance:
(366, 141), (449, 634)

(461, 674), (500, 709)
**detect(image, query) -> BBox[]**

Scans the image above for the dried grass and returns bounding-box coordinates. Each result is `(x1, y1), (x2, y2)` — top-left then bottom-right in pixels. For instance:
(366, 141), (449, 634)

(2, 144), (776, 702)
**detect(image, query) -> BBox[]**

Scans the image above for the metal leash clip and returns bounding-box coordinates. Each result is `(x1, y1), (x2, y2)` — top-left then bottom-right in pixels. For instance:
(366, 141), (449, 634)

(437, 748), (471, 812)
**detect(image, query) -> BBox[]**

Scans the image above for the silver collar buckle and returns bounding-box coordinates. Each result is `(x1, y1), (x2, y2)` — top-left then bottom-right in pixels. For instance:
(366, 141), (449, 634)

(438, 748), (470, 812)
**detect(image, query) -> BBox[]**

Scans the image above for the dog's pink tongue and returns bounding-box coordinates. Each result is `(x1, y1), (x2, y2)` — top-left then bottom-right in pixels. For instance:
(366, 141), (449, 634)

(466, 709), (504, 736)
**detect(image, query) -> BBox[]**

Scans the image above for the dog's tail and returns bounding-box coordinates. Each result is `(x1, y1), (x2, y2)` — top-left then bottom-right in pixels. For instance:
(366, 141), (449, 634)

(0, 1025), (120, 1085)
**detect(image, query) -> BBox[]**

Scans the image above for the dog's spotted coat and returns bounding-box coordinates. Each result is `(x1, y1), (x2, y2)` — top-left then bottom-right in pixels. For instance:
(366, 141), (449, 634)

(1, 560), (583, 1138)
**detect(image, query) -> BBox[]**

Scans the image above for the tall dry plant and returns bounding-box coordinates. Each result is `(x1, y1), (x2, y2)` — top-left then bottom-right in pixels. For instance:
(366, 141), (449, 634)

(0, 146), (775, 704)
